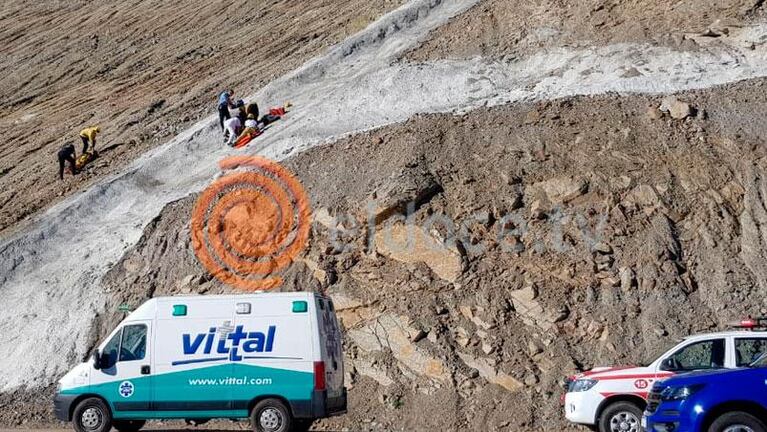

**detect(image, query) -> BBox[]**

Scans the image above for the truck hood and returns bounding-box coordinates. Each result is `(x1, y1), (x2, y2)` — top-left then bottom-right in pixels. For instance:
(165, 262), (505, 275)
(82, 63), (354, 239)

(661, 367), (748, 386)
(574, 366), (646, 380)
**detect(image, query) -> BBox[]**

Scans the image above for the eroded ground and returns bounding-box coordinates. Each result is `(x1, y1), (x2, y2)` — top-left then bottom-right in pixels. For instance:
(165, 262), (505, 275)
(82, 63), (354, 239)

(407, 0), (766, 61)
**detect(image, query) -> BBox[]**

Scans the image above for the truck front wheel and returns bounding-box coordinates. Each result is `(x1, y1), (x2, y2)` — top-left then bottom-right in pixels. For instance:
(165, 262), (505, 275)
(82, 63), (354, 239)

(72, 397), (112, 432)
(598, 401), (642, 432)
(708, 412), (767, 432)
(251, 398), (293, 432)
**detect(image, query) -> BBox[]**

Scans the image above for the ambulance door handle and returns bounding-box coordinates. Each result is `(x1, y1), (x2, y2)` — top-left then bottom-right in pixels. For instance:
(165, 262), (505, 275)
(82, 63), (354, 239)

(141, 365), (151, 375)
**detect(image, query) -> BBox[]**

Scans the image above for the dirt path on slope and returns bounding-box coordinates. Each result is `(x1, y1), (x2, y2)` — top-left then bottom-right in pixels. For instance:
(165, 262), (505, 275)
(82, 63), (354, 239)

(0, 0), (404, 235)
(406, 0), (767, 61)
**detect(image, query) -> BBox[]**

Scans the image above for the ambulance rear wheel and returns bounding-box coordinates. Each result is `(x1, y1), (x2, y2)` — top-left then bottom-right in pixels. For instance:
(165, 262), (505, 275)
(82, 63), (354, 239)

(599, 401), (642, 432)
(708, 412), (766, 432)
(72, 397), (112, 432)
(113, 419), (146, 432)
(251, 398), (293, 432)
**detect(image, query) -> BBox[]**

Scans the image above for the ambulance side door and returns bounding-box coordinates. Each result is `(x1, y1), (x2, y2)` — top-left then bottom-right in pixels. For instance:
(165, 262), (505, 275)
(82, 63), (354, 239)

(91, 321), (152, 414)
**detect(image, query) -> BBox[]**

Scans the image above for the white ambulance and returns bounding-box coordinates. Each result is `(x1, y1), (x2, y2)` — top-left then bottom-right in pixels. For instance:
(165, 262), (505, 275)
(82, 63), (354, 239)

(564, 321), (767, 432)
(54, 293), (346, 432)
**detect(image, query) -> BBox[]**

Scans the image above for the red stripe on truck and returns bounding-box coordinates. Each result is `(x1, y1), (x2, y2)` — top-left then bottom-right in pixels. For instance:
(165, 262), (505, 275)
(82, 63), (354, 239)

(594, 372), (674, 381)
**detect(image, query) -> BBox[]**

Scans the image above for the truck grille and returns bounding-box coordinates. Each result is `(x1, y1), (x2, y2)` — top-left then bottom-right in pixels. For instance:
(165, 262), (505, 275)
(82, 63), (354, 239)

(645, 384), (662, 415)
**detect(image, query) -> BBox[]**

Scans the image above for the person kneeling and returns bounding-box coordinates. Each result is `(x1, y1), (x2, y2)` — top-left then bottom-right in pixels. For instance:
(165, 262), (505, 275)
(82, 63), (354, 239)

(224, 117), (242, 147)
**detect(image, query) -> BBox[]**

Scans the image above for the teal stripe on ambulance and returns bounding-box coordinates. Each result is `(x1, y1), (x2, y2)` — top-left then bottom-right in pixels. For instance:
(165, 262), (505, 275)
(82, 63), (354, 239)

(61, 363), (313, 420)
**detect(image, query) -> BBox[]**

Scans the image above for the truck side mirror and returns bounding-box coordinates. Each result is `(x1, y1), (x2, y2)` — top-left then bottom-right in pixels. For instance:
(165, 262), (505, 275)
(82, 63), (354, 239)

(92, 350), (102, 370)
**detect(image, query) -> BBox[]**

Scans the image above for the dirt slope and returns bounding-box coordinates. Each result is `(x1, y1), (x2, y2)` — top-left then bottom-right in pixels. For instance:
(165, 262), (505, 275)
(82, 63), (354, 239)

(407, 0), (766, 61)
(0, 0), (404, 234)
(6, 78), (764, 429)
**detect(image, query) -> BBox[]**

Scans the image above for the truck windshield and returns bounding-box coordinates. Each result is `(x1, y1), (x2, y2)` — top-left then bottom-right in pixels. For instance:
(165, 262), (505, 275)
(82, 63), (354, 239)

(642, 340), (683, 366)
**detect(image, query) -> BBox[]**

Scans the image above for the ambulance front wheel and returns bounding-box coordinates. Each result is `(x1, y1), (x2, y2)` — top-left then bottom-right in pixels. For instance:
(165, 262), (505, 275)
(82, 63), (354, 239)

(72, 397), (112, 432)
(251, 398), (293, 432)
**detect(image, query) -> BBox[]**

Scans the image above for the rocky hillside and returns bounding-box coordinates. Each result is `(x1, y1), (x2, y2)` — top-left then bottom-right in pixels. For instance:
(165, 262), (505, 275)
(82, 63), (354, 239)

(5, 78), (765, 430)
(407, 0), (766, 61)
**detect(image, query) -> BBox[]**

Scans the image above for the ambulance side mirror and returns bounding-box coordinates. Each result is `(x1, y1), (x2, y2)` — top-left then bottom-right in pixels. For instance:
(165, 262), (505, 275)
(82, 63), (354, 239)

(92, 350), (102, 370)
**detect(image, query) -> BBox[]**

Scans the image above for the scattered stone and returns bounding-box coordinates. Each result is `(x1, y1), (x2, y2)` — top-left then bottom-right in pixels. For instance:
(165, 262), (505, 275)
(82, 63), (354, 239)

(531, 177), (589, 204)
(348, 314), (449, 382)
(369, 166), (442, 225)
(523, 373), (539, 386)
(620, 267), (636, 290)
(529, 199), (547, 220)
(700, 28), (722, 37)
(592, 242), (613, 254)
(524, 110), (541, 124)
(313, 207), (338, 229)
(457, 352), (523, 392)
(459, 305), (474, 320)
(375, 222), (465, 282)
(659, 96), (694, 119)
(352, 358), (394, 387)
(510, 286), (556, 330)
(624, 184), (662, 210)
(481, 342), (495, 355)
(620, 67), (642, 78)
(646, 106), (663, 120)
(528, 340), (543, 357)
(411, 329), (428, 343)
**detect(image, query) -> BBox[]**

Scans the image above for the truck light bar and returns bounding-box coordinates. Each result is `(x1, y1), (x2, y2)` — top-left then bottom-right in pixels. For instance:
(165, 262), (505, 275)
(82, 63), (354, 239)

(728, 317), (767, 330)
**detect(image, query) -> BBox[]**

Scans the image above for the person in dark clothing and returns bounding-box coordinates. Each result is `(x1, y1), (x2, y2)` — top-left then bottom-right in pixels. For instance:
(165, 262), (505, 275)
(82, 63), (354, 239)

(58, 143), (76, 180)
(235, 99), (247, 125)
(217, 89), (235, 131)
(245, 102), (259, 121)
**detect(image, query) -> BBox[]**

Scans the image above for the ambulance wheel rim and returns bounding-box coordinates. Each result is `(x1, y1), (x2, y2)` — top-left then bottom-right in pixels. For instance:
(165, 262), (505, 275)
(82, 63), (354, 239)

(609, 411), (639, 432)
(724, 427), (755, 432)
(259, 407), (283, 431)
(81, 407), (102, 429)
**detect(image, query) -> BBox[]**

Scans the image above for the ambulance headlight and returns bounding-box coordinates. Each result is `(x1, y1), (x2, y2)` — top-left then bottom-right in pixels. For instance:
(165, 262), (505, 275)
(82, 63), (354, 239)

(569, 378), (598, 392)
(660, 384), (705, 401)
(55, 382), (62, 394)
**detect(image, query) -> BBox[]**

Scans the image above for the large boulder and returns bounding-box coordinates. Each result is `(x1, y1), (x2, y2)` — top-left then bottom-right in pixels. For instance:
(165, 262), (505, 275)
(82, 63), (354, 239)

(374, 222), (465, 282)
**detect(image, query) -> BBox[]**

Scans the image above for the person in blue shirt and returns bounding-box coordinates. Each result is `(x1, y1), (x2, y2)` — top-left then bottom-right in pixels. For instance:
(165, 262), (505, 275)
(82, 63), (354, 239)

(217, 89), (236, 131)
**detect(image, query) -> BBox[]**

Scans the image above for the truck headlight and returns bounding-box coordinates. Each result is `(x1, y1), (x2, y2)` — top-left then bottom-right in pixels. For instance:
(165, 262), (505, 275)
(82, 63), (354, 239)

(569, 378), (598, 392)
(660, 384), (705, 401)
